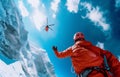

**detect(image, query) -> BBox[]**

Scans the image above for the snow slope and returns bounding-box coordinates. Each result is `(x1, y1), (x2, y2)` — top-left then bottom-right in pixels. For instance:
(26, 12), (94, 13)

(0, 0), (56, 77)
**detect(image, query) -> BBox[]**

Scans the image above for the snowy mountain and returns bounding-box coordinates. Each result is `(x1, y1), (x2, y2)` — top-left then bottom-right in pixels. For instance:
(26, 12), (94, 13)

(0, 0), (56, 77)
(0, 60), (26, 77)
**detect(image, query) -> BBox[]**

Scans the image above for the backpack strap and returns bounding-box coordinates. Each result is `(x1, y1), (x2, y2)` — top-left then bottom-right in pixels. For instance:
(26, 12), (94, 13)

(103, 54), (113, 76)
(78, 66), (108, 77)
(103, 54), (110, 71)
(78, 68), (92, 77)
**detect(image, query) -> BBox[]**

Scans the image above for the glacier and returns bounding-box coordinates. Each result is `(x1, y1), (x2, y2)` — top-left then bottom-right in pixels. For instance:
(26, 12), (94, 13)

(0, 0), (56, 77)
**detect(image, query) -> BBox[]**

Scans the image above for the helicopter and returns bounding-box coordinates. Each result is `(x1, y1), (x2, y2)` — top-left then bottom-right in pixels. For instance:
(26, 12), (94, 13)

(44, 18), (54, 32)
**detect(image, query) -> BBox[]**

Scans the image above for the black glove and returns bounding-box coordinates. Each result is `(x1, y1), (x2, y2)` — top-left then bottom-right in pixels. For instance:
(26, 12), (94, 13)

(52, 46), (58, 51)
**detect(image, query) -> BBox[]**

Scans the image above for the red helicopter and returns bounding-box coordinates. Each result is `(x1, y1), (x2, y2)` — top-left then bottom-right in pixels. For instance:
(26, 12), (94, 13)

(44, 18), (54, 32)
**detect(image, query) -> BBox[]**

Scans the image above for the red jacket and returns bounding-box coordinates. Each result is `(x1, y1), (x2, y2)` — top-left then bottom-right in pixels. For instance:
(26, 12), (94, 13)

(54, 40), (120, 77)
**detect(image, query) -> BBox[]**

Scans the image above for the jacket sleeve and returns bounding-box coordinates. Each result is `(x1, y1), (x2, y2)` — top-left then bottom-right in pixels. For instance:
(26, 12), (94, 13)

(101, 50), (120, 77)
(54, 47), (72, 58)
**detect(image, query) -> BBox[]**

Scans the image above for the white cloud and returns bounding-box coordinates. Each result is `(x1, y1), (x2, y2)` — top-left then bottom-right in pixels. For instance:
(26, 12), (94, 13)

(51, 0), (60, 13)
(27, 0), (47, 31)
(51, 0), (60, 18)
(118, 56), (120, 62)
(27, 0), (40, 8)
(115, 0), (120, 8)
(42, 4), (45, 8)
(31, 9), (46, 31)
(18, 1), (29, 17)
(81, 2), (110, 31)
(52, 13), (56, 18)
(87, 7), (109, 31)
(66, 0), (80, 13)
(96, 42), (104, 49)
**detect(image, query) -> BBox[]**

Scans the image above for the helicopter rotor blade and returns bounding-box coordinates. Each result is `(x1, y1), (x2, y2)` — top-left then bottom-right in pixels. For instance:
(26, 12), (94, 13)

(49, 27), (53, 31)
(42, 26), (45, 31)
(48, 24), (54, 26)
(46, 18), (48, 25)
(41, 25), (46, 29)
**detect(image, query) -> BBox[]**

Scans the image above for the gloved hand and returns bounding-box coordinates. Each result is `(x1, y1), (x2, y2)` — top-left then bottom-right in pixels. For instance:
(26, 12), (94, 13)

(52, 46), (58, 51)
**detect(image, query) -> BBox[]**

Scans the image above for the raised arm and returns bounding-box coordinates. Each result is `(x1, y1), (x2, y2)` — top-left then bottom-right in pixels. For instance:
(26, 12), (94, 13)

(52, 46), (72, 58)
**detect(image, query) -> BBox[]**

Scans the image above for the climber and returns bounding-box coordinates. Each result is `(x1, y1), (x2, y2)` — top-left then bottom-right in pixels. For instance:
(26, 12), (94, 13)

(52, 32), (120, 77)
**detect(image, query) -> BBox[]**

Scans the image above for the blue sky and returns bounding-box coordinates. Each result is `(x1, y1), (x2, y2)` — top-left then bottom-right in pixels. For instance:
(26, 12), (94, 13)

(14, 0), (120, 77)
